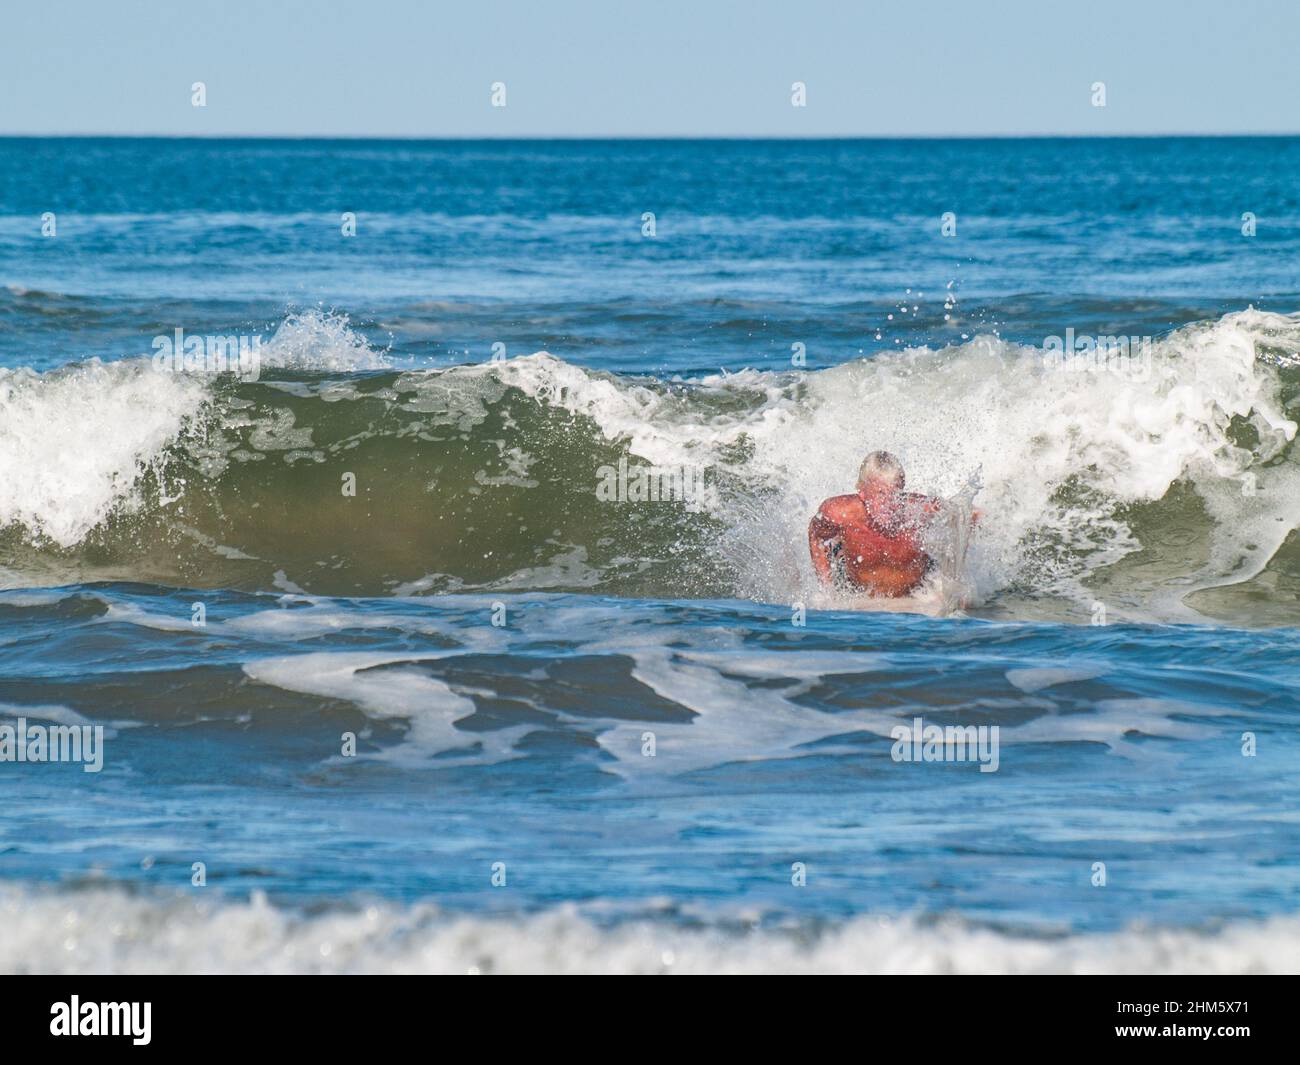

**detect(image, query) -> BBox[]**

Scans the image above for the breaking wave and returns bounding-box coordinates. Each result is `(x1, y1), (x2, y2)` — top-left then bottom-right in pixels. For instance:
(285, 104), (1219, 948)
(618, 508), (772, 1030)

(4, 308), (1300, 624)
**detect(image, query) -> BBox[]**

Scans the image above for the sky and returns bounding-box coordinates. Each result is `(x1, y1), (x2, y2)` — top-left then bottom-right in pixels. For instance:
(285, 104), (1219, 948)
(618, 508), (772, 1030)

(2, 0), (1298, 137)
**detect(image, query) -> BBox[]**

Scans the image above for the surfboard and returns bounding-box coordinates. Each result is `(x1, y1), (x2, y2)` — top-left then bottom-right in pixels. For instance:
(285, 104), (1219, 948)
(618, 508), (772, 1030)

(809, 575), (966, 617)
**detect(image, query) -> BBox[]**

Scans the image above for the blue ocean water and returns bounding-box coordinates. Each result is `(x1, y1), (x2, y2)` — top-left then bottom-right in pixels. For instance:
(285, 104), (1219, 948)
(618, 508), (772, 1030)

(2, 138), (1299, 973)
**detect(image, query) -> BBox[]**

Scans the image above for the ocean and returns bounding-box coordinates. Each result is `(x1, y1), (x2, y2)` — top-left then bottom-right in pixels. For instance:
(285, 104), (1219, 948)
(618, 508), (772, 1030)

(2, 137), (1299, 973)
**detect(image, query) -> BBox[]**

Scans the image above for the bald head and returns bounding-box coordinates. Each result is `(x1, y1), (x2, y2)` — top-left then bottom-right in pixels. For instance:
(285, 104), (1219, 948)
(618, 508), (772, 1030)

(858, 451), (905, 491)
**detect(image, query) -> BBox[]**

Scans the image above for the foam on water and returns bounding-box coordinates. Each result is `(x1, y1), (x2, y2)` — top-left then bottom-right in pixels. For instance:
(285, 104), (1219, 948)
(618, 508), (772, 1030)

(243, 649), (532, 766)
(3, 886), (1295, 975)
(0, 358), (208, 547)
(98, 593), (1253, 771)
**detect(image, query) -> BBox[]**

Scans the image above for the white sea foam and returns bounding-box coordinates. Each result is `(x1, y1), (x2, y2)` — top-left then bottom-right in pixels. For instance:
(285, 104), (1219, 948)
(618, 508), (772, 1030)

(2, 885), (1295, 974)
(0, 359), (208, 546)
(222, 597), (1237, 771)
(256, 308), (390, 372)
(1006, 666), (1107, 692)
(242, 647), (531, 765)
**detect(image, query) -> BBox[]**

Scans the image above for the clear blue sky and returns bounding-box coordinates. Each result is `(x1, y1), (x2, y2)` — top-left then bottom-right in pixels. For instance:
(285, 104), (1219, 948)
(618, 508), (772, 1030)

(3, 0), (1297, 137)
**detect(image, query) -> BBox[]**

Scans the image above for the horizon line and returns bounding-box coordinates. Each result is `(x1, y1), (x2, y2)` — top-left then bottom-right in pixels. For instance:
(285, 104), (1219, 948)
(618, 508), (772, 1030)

(3, 131), (1299, 141)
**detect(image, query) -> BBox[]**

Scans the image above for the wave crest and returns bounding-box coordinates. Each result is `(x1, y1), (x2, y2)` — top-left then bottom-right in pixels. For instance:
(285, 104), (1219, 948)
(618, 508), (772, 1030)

(3, 309), (1299, 624)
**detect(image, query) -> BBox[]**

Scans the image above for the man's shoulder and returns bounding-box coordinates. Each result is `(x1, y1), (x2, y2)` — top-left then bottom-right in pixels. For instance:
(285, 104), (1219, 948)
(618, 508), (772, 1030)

(816, 494), (864, 520)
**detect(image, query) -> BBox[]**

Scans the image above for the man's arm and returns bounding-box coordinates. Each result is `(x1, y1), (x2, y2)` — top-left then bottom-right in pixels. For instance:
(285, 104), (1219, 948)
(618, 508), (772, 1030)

(909, 493), (981, 528)
(808, 505), (843, 585)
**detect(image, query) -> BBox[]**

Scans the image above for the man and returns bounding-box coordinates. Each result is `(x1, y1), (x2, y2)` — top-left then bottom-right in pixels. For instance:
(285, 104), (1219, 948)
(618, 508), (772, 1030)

(808, 451), (953, 598)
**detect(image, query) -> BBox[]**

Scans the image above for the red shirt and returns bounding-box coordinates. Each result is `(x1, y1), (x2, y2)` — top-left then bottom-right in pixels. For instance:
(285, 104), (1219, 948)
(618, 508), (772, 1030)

(808, 491), (940, 596)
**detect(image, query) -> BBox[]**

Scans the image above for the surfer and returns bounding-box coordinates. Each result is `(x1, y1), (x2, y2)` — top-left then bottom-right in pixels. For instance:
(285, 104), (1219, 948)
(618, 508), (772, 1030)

(808, 451), (972, 598)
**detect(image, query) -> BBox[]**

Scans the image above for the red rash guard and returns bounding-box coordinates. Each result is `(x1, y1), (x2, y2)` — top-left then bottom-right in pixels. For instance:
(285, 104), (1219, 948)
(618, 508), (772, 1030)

(808, 490), (941, 597)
